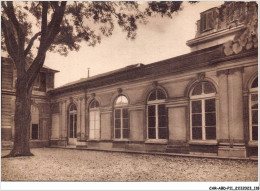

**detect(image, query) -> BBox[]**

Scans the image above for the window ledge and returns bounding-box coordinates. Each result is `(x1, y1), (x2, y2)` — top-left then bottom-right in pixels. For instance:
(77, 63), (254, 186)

(145, 139), (168, 144)
(87, 139), (101, 142)
(30, 139), (49, 142)
(112, 139), (130, 143)
(248, 141), (258, 147)
(189, 140), (218, 145)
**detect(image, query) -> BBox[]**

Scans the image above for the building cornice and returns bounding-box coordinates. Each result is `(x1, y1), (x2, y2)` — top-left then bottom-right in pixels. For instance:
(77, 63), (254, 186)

(186, 25), (245, 48)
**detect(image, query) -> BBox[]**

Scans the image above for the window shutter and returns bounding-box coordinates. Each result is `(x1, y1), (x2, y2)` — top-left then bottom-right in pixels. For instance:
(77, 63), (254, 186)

(200, 13), (206, 32)
(207, 11), (214, 29)
(201, 10), (214, 32)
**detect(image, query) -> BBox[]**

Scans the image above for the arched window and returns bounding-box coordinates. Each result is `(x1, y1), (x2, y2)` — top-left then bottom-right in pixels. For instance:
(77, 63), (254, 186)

(31, 105), (39, 140)
(69, 104), (77, 139)
(89, 100), (100, 140)
(190, 82), (216, 140)
(114, 95), (129, 139)
(147, 89), (168, 139)
(249, 77), (258, 141)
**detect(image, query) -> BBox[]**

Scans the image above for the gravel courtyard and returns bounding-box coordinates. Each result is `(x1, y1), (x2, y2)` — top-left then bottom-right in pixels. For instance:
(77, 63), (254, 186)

(1, 148), (258, 181)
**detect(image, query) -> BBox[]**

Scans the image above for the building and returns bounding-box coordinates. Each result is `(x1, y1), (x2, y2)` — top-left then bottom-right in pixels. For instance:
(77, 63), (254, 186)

(1, 2), (258, 158)
(1, 57), (58, 147)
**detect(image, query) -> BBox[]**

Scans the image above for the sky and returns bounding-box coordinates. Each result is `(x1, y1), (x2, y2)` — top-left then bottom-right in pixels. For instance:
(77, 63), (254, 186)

(44, 1), (224, 88)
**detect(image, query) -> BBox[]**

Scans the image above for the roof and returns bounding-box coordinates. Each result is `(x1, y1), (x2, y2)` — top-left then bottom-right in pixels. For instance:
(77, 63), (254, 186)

(58, 63), (144, 88)
(1, 57), (59, 73)
(49, 44), (257, 96)
(41, 65), (59, 73)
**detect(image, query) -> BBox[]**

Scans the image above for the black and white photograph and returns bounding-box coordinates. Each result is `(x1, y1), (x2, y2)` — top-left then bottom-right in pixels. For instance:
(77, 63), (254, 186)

(1, 1), (258, 190)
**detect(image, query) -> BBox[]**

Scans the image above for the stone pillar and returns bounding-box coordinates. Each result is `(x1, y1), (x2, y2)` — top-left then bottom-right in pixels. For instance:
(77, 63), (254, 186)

(64, 100), (67, 140)
(100, 109), (112, 140)
(217, 70), (229, 142)
(228, 68), (244, 142)
(80, 97), (86, 140)
(85, 100), (89, 140)
(129, 107), (145, 141)
(77, 99), (81, 141)
(61, 100), (67, 141)
(166, 100), (189, 154)
(217, 67), (246, 158)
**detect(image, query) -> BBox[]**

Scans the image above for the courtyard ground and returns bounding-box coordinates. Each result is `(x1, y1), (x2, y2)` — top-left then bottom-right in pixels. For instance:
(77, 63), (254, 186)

(1, 148), (258, 181)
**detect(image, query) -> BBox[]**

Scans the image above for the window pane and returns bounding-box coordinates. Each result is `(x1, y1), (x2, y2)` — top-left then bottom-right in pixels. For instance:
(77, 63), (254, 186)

(148, 91), (156, 101)
(206, 126), (216, 140)
(192, 83), (202, 95)
(115, 119), (121, 129)
(205, 99), (215, 112)
(74, 115), (77, 138)
(158, 115), (167, 127)
(148, 105), (155, 116)
(252, 103), (258, 109)
(123, 129), (129, 139)
(251, 94), (258, 102)
(121, 96), (128, 104)
(95, 119), (100, 131)
(192, 127), (202, 140)
(158, 128), (167, 139)
(251, 77), (258, 88)
(89, 130), (94, 139)
(70, 104), (77, 111)
(157, 90), (166, 100)
(205, 113), (216, 126)
(123, 108), (128, 118)
(90, 100), (99, 108)
(192, 101), (202, 113)
(90, 101), (95, 108)
(123, 119), (128, 129)
(204, 82), (215, 94)
(115, 96), (128, 106)
(95, 111), (100, 122)
(70, 115), (73, 138)
(115, 109), (121, 118)
(94, 129), (100, 139)
(252, 125), (258, 141)
(252, 110), (258, 124)
(148, 117), (156, 127)
(148, 128), (156, 139)
(89, 111), (95, 121)
(158, 104), (166, 115)
(192, 114), (202, 126)
(89, 120), (95, 130)
(32, 124), (38, 139)
(115, 129), (121, 139)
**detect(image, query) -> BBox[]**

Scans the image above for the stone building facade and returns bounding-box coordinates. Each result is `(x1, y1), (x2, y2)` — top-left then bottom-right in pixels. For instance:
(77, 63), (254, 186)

(1, 2), (258, 158)
(1, 57), (58, 147)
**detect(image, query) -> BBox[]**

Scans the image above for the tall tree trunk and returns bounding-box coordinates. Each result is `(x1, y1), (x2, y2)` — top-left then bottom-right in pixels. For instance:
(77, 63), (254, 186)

(5, 79), (34, 157)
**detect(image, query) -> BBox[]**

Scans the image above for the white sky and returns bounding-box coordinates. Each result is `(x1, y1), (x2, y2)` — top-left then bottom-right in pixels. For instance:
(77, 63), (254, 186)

(44, 1), (224, 88)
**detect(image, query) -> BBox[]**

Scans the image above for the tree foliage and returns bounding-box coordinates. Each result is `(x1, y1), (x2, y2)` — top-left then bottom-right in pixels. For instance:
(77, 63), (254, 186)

(2, 1), (192, 58)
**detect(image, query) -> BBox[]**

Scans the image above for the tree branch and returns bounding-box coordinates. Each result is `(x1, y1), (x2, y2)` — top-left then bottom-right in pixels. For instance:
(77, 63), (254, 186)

(5, 1), (25, 48)
(1, 16), (19, 64)
(24, 32), (41, 57)
(40, 1), (67, 51)
(26, 1), (67, 87)
(41, 2), (48, 40)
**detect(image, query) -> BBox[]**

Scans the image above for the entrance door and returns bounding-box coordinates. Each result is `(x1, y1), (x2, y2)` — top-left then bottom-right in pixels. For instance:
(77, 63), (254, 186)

(68, 104), (77, 145)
